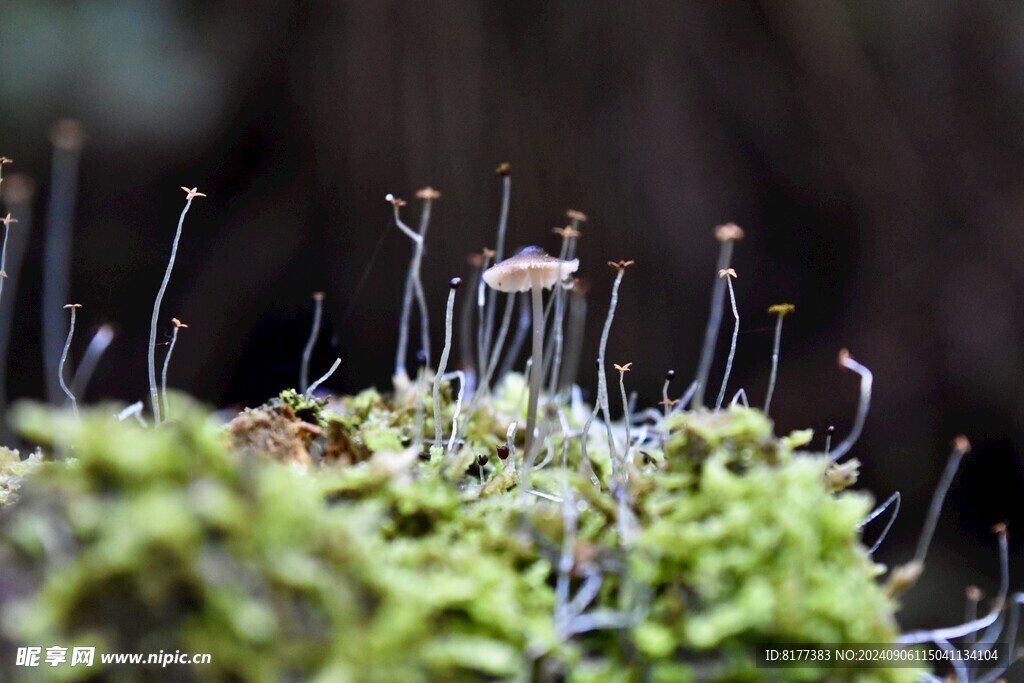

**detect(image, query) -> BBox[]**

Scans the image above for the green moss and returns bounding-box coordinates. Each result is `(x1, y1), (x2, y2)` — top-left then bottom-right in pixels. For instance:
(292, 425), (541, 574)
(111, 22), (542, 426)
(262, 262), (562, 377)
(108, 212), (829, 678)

(0, 446), (42, 507)
(0, 397), (921, 681)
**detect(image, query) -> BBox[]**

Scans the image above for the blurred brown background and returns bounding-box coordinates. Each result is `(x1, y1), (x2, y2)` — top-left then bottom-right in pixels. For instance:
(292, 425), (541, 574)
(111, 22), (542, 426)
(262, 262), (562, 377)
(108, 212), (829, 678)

(1, 0), (1022, 630)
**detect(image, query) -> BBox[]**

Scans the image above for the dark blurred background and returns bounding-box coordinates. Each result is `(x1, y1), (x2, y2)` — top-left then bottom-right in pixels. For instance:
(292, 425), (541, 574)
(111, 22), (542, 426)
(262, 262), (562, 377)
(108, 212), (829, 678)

(1, 0), (1022, 631)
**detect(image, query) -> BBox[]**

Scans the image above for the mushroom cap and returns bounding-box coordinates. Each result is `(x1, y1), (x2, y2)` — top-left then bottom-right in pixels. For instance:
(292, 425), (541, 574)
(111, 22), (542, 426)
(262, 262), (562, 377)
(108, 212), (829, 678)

(482, 246), (579, 293)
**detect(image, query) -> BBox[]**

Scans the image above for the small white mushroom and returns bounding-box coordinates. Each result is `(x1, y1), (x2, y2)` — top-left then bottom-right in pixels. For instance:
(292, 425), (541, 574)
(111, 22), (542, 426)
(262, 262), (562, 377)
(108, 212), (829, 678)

(482, 246), (579, 293)
(483, 246), (578, 454)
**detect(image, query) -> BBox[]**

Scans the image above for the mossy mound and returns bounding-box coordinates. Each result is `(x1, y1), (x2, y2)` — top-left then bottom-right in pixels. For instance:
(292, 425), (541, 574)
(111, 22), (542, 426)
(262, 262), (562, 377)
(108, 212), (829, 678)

(0, 389), (921, 682)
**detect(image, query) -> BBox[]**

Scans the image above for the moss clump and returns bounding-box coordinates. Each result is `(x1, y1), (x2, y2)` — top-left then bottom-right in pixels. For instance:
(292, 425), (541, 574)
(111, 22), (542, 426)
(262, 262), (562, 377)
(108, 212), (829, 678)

(0, 447), (42, 507)
(0, 395), (920, 682)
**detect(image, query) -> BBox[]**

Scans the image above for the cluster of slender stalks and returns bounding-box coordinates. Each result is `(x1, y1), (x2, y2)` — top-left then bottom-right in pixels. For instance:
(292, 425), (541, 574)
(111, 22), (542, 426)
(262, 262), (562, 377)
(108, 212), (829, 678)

(368, 166), (1020, 680)
(0, 131), (205, 433)
(1, 135), (1019, 679)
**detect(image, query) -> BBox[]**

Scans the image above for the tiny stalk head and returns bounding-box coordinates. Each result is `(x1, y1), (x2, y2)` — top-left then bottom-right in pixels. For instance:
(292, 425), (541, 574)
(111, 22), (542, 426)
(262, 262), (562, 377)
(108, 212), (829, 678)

(416, 186), (442, 201)
(1, 214), (16, 228)
(714, 222), (745, 242)
(495, 162), (511, 176)
(768, 302), (795, 317)
(467, 247), (496, 268)
(565, 209), (588, 223)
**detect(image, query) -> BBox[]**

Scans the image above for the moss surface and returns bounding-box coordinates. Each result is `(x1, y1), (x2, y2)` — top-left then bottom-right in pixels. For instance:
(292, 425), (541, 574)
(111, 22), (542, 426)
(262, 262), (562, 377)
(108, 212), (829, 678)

(0, 385), (921, 682)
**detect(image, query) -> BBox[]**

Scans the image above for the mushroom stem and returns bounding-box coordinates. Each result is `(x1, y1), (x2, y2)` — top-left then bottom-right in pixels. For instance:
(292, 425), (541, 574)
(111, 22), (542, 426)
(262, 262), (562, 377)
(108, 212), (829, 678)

(148, 187), (202, 424)
(444, 370), (466, 453)
(58, 304), (81, 419)
(498, 292), (531, 378)
(43, 124), (84, 405)
(558, 285), (587, 395)
(71, 323), (114, 402)
(542, 229), (574, 388)
(433, 279), (460, 450)
(764, 303), (794, 416)
(714, 270), (739, 410)
(0, 213), (16, 309)
(0, 176), (33, 446)
(692, 224), (743, 408)
(391, 196), (432, 382)
(914, 438), (970, 567)
(596, 265), (631, 483)
(300, 292), (324, 394)
(161, 322), (184, 420)
(829, 349), (873, 462)
(764, 313), (785, 415)
(412, 352), (428, 453)
(525, 282), (544, 453)
(305, 358), (342, 399)
(455, 292), (516, 446)
(482, 173), (511, 362)
(616, 365), (632, 468)
(661, 370), (675, 419)
(692, 239), (732, 408)
(460, 260), (483, 390)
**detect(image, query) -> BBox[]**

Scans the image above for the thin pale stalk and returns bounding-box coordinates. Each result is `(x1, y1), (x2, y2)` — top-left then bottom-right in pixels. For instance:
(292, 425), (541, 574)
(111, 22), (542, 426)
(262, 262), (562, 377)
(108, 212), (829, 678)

(857, 491), (901, 555)
(715, 275), (739, 410)
(305, 357), (341, 398)
(413, 364), (427, 452)
(0, 219), (12, 307)
(161, 326), (181, 420)
(0, 174), (34, 443)
(482, 174), (511, 364)
(43, 135), (83, 403)
(913, 443), (968, 565)
(148, 194), (197, 423)
(618, 370), (631, 468)
(117, 401), (147, 427)
(499, 291), (531, 378)
(443, 370), (466, 453)
(597, 271), (626, 483)
(541, 234), (572, 386)
(670, 381), (699, 415)
(692, 240), (734, 408)
(764, 314), (785, 415)
(524, 284), (544, 454)
(71, 324), (114, 400)
(558, 289), (587, 395)
(300, 294), (324, 393)
(829, 352), (873, 462)
(58, 306), (79, 418)
(392, 200), (429, 379)
(456, 292), (515, 445)
(460, 264), (482, 389)
(433, 286), (457, 449)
